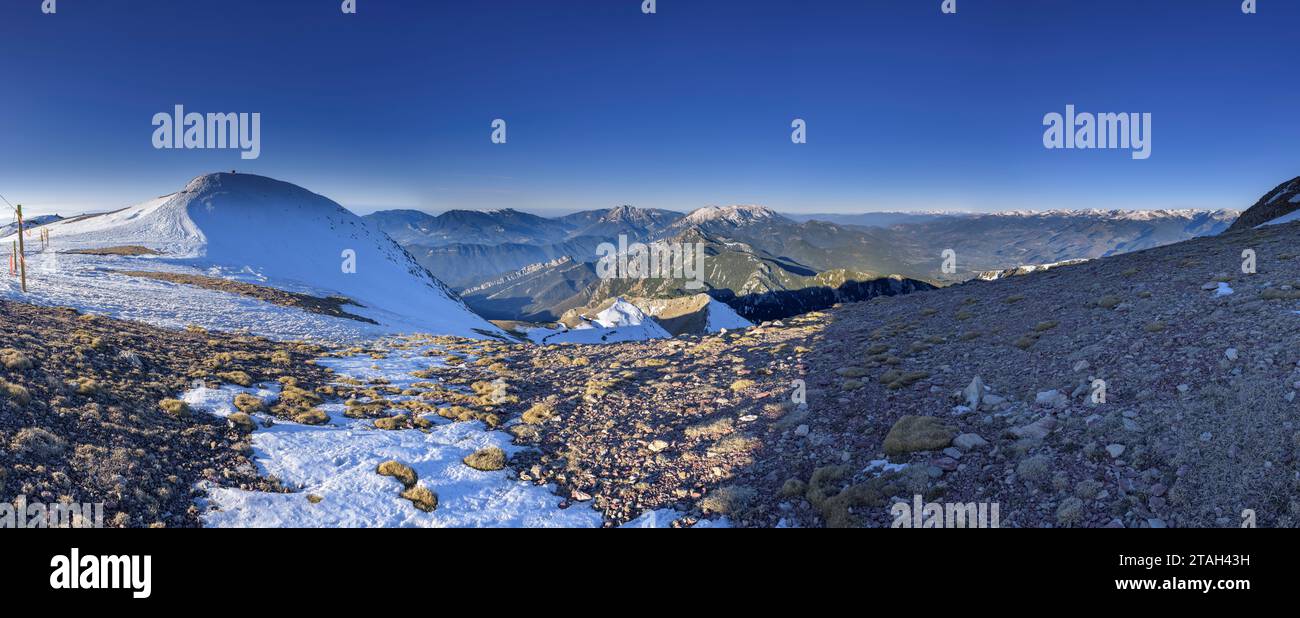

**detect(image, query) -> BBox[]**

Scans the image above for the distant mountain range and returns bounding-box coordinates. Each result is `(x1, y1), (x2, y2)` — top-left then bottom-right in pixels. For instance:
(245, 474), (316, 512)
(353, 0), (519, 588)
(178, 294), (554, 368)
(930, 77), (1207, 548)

(365, 203), (1239, 325)
(0, 214), (63, 238)
(463, 225), (930, 323)
(367, 205), (681, 248)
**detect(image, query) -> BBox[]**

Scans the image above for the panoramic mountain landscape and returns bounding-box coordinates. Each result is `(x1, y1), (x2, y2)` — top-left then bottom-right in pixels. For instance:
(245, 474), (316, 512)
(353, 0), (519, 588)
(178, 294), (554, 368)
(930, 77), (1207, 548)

(8, 5), (1300, 603)
(0, 170), (1292, 531)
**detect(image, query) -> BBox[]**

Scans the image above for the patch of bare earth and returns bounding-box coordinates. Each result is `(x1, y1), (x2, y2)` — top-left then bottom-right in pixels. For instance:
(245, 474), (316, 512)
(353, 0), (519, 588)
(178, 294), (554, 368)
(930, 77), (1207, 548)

(65, 246), (161, 256)
(115, 270), (378, 324)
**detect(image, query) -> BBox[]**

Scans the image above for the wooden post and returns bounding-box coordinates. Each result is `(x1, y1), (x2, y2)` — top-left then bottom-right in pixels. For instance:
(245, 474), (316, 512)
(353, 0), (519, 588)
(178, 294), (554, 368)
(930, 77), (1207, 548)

(15, 205), (26, 292)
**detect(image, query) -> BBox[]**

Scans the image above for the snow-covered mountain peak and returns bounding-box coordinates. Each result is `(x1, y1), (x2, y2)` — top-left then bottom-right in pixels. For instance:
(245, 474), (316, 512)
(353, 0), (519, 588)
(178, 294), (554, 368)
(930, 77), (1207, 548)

(588, 297), (652, 329)
(6, 172), (502, 339)
(682, 204), (785, 226)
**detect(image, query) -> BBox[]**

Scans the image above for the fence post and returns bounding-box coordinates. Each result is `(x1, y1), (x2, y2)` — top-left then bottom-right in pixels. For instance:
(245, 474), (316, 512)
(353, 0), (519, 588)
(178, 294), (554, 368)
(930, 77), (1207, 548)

(15, 205), (26, 292)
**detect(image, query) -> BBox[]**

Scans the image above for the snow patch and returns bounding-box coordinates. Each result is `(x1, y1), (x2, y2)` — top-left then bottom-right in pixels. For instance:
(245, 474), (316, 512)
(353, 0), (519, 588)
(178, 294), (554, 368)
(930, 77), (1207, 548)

(195, 343), (602, 528)
(703, 297), (753, 333)
(864, 459), (908, 475)
(1258, 208), (1300, 228)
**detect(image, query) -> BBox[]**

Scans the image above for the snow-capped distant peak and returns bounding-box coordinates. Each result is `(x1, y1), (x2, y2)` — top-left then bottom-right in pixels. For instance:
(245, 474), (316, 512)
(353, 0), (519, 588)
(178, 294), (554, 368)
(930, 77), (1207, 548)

(602, 205), (638, 218)
(983, 208), (1239, 221)
(682, 205), (783, 226)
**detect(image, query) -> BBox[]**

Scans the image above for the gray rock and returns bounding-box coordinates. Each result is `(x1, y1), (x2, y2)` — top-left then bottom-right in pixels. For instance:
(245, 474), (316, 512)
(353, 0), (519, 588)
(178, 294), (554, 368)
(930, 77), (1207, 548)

(964, 376), (984, 410)
(931, 456), (959, 471)
(1035, 389), (1068, 408)
(952, 433), (988, 451)
(1010, 416), (1057, 440)
(1106, 443), (1126, 458)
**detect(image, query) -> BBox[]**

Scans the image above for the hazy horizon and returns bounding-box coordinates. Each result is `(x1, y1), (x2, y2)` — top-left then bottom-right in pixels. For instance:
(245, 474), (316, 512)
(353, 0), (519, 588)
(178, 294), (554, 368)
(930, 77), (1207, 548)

(6, 179), (1248, 222)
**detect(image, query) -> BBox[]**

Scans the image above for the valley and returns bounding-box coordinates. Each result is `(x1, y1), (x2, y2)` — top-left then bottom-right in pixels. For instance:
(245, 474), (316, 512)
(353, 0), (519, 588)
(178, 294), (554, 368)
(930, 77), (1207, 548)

(367, 197), (1236, 333)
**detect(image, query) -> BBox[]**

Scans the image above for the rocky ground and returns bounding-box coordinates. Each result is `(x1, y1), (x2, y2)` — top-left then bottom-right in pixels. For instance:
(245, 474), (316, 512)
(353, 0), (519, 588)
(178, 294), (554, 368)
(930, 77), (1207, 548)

(764, 218), (1300, 528)
(0, 301), (333, 527)
(440, 217), (1300, 527)
(9, 216), (1300, 528)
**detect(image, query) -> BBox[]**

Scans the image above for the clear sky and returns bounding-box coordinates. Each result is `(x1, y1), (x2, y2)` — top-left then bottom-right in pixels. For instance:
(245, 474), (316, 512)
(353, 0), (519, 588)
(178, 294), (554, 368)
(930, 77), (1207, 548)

(1, 0), (1296, 217)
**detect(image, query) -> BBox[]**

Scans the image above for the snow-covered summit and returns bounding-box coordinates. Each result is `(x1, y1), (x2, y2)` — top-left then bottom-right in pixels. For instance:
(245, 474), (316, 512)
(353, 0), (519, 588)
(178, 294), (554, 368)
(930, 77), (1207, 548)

(6, 173), (502, 339)
(585, 297), (658, 329)
(680, 204), (786, 226)
(527, 297), (671, 344)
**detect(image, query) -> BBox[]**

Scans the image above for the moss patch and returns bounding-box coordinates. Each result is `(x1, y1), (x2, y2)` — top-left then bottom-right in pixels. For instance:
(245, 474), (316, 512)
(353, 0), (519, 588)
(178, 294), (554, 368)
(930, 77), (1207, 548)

(377, 460), (418, 488)
(463, 447), (507, 471)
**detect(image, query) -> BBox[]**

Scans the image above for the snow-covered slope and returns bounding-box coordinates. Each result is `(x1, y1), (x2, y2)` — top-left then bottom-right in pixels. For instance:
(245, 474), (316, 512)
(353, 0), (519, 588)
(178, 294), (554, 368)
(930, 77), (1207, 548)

(3, 173), (502, 339)
(702, 296), (752, 332)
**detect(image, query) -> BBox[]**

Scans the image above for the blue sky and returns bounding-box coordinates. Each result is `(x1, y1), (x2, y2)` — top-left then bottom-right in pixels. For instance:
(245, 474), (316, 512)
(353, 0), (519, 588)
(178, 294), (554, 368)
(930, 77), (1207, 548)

(1, 0), (1296, 217)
